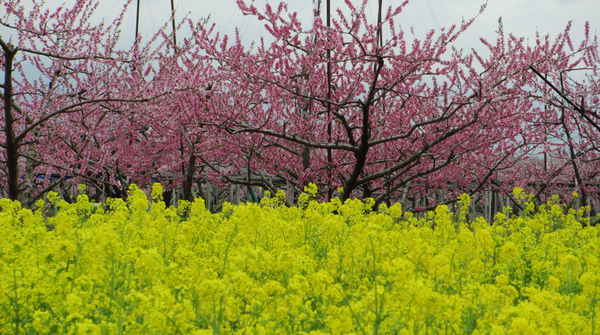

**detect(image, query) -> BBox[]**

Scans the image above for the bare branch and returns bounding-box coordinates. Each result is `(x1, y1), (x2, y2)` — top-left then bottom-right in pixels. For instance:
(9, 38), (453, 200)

(530, 66), (600, 131)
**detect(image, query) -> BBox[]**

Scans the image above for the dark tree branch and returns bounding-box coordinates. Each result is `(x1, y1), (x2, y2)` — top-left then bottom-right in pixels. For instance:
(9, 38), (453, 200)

(529, 66), (600, 132)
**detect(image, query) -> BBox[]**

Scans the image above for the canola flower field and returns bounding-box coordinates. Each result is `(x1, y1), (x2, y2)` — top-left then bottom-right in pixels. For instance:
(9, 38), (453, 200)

(0, 184), (599, 335)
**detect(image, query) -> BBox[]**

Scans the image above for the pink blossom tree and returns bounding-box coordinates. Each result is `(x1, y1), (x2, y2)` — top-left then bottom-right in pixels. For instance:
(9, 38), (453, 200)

(477, 21), (599, 207)
(0, 0), (183, 204)
(183, 0), (596, 206)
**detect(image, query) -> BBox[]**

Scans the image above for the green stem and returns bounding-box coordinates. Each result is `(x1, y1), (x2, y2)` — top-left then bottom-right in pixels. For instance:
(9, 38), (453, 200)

(12, 269), (20, 335)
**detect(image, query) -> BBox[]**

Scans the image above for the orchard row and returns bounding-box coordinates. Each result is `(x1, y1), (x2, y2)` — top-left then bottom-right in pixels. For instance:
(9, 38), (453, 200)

(1, 0), (598, 208)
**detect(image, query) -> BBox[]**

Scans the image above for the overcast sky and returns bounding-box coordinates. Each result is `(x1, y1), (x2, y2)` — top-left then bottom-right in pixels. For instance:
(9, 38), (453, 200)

(95, 0), (599, 52)
(2, 0), (597, 55)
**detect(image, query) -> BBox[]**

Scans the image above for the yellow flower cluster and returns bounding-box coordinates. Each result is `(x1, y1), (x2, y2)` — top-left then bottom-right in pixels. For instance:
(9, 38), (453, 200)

(0, 184), (598, 334)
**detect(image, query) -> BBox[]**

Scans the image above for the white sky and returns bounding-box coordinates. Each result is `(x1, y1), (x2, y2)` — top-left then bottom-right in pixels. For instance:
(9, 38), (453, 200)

(98, 0), (599, 51)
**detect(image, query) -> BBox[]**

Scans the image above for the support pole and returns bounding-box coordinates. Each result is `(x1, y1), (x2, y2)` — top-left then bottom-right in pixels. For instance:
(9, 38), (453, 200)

(170, 0), (177, 52)
(135, 0), (141, 43)
(326, 0), (333, 199)
(377, 0), (383, 47)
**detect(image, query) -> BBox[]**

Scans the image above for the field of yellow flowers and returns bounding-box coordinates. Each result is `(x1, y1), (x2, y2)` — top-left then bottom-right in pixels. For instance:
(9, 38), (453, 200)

(0, 184), (598, 334)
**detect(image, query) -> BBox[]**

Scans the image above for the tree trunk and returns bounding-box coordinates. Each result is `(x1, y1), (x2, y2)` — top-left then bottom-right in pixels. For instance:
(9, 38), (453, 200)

(2, 43), (20, 201)
(183, 154), (196, 201)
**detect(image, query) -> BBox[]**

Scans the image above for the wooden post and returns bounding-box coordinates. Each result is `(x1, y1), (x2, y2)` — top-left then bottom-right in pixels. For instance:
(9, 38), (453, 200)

(205, 182), (213, 211)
